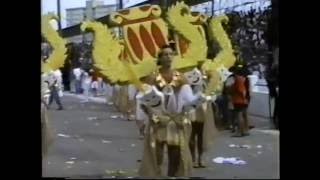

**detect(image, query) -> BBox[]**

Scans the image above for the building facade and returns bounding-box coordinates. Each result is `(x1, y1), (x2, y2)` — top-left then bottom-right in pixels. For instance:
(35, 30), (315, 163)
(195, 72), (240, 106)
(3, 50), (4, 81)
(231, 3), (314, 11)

(66, 0), (117, 27)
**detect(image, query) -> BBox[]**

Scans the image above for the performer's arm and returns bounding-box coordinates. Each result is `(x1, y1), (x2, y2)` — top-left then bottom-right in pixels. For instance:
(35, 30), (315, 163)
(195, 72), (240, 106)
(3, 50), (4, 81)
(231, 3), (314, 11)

(180, 84), (205, 107)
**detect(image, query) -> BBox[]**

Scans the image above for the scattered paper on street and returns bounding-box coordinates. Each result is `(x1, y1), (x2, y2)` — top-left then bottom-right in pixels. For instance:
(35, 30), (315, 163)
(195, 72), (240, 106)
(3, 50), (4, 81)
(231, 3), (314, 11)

(57, 134), (71, 138)
(229, 144), (262, 149)
(213, 157), (247, 165)
(102, 140), (112, 144)
(87, 117), (98, 121)
(229, 144), (238, 148)
(241, 145), (251, 149)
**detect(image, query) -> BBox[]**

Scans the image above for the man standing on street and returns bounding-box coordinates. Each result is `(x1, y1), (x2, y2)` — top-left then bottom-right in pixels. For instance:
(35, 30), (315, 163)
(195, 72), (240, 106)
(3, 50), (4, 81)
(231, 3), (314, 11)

(48, 70), (64, 110)
(73, 66), (83, 94)
(230, 65), (251, 137)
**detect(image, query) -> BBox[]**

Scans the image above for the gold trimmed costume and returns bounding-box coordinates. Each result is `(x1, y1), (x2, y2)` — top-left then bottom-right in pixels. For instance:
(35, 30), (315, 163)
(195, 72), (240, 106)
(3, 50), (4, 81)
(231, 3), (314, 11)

(139, 70), (196, 177)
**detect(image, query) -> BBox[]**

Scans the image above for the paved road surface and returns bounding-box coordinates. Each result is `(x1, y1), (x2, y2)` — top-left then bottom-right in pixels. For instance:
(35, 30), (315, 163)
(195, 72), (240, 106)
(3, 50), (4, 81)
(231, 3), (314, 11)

(42, 93), (279, 179)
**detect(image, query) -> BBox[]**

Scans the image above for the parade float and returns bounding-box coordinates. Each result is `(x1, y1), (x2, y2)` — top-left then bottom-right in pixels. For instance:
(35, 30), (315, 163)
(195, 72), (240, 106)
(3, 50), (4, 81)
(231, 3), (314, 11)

(80, 1), (236, 97)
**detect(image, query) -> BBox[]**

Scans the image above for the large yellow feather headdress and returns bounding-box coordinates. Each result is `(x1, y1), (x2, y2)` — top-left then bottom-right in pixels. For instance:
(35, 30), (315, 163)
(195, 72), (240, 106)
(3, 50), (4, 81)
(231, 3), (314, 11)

(202, 16), (236, 95)
(81, 21), (157, 92)
(41, 13), (67, 73)
(80, 2), (236, 95)
(167, 1), (208, 70)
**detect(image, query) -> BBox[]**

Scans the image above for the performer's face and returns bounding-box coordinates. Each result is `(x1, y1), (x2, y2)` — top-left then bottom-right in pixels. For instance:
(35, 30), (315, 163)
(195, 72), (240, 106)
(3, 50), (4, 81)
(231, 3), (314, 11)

(184, 68), (202, 85)
(159, 48), (174, 68)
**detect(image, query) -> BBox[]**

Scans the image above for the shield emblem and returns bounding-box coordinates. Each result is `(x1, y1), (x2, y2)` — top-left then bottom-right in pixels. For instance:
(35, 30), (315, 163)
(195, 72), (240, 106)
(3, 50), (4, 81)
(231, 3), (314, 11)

(110, 5), (169, 64)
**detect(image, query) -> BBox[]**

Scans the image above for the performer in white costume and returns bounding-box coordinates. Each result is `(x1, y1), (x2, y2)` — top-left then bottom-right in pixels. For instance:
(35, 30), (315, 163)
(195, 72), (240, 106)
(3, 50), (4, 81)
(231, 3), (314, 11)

(184, 68), (218, 168)
(138, 45), (206, 177)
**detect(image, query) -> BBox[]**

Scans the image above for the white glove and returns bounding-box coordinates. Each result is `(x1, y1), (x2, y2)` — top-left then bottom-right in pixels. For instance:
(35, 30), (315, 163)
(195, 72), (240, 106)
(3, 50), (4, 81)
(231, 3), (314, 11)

(206, 94), (217, 102)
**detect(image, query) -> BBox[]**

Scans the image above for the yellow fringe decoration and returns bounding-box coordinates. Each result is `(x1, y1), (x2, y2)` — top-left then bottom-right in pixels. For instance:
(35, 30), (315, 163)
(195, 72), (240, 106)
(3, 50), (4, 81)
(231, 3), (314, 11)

(167, 1), (208, 70)
(81, 21), (156, 91)
(202, 16), (236, 95)
(41, 14), (67, 73)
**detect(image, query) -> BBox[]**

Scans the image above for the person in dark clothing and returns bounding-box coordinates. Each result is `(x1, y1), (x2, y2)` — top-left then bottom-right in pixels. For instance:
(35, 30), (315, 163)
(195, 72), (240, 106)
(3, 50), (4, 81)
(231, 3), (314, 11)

(222, 66), (237, 132)
(48, 78), (63, 110)
(266, 52), (279, 129)
(230, 65), (251, 137)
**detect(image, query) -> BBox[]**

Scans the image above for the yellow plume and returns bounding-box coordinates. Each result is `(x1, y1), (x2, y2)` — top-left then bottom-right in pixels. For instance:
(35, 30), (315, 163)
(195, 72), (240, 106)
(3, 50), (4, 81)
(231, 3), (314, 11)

(167, 1), (208, 69)
(41, 14), (67, 73)
(81, 21), (156, 91)
(202, 16), (236, 95)
(202, 16), (236, 71)
(204, 69), (224, 96)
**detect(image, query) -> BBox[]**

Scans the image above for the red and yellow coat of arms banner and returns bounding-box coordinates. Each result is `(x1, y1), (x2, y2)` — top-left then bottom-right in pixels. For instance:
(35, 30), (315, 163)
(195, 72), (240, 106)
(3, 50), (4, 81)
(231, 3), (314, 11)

(109, 3), (210, 70)
(110, 5), (169, 64)
(81, 2), (236, 92)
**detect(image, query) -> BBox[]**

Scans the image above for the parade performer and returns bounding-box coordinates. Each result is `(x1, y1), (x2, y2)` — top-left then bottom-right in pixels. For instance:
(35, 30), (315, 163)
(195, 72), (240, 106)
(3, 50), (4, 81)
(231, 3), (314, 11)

(110, 85), (134, 120)
(118, 85), (137, 120)
(184, 68), (218, 168)
(127, 84), (137, 121)
(80, 2), (236, 177)
(138, 45), (206, 177)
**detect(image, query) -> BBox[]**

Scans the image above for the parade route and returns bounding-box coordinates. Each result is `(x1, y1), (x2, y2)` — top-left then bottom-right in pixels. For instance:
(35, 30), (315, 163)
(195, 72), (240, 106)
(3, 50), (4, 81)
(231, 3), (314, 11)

(42, 93), (279, 179)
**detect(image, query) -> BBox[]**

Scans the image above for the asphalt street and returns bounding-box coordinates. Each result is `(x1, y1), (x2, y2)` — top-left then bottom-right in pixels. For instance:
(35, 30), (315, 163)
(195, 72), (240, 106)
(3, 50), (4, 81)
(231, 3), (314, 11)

(42, 93), (279, 179)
